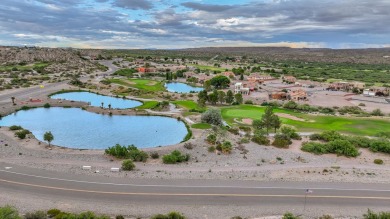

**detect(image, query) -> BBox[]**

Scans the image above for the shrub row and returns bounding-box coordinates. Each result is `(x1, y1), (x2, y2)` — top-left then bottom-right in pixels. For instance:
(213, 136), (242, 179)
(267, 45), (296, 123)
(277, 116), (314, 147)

(162, 150), (190, 164)
(309, 131), (390, 154)
(105, 144), (148, 162)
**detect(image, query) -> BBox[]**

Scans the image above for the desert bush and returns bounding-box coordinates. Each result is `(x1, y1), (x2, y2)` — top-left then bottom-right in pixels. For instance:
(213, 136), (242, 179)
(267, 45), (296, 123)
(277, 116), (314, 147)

(282, 212), (301, 219)
(0, 205), (21, 219)
(251, 134), (270, 146)
(318, 215), (334, 219)
(47, 209), (61, 218)
(369, 140), (390, 154)
(374, 159), (384, 165)
(371, 108), (384, 116)
(9, 125), (23, 131)
(150, 152), (159, 159)
(201, 109), (223, 126)
(228, 127), (239, 135)
(375, 132), (390, 139)
(244, 100), (253, 104)
(272, 134), (292, 148)
(162, 150), (190, 164)
(363, 209), (390, 219)
(208, 146), (216, 153)
(15, 129), (31, 139)
(121, 159), (135, 171)
(43, 103), (51, 108)
(344, 136), (371, 148)
(115, 215), (125, 219)
(24, 210), (47, 219)
(319, 130), (344, 142)
(220, 141), (233, 154)
(280, 126), (301, 140)
(105, 144), (148, 162)
(327, 140), (359, 157)
(183, 142), (194, 150)
(309, 133), (322, 141)
(206, 134), (217, 144)
(301, 142), (329, 155)
(151, 211), (185, 219)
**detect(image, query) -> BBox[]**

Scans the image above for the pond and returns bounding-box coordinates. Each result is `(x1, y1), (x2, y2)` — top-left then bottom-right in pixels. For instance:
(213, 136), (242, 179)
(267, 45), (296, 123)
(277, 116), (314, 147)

(165, 82), (204, 93)
(50, 91), (142, 109)
(0, 107), (188, 149)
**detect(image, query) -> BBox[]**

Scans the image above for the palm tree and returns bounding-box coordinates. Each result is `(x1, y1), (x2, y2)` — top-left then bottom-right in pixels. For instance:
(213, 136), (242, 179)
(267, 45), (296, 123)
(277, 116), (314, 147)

(101, 102), (104, 108)
(11, 96), (15, 105)
(108, 104), (111, 111)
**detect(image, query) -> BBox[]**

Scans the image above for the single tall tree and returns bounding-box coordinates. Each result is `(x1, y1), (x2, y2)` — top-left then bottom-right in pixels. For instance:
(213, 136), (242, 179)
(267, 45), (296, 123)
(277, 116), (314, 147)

(44, 131), (54, 147)
(270, 114), (281, 132)
(217, 91), (226, 104)
(234, 93), (243, 104)
(226, 90), (234, 104)
(261, 106), (276, 134)
(11, 96), (15, 105)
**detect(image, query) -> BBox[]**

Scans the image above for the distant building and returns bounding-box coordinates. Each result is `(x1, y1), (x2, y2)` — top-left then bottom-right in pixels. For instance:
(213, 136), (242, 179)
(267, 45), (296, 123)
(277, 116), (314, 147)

(269, 92), (289, 100)
(363, 87), (390, 97)
(234, 82), (250, 95)
(289, 89), (308, 101)
(282, 75), (296, 84)
(220, 71), (236, 78)
(138, 67), (156, 73)
(247, 73), (274, 83)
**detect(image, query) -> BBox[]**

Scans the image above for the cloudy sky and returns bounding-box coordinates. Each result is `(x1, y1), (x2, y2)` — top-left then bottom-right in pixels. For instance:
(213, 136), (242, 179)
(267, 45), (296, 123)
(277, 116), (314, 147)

(0, 0), (389, 49)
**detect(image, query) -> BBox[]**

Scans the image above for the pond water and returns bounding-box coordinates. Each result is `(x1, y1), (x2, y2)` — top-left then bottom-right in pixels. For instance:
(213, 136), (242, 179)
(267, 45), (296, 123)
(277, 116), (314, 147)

(0, 107), (188, 149)
(51, 92), (142, 109)
(165, 82), (203, 93)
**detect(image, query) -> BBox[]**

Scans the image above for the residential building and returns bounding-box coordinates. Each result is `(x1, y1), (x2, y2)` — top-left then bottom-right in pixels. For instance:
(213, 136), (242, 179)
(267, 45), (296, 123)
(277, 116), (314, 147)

(289, 89), (308, 101)
(282, 75), (297, 84)
(234, 82), (250, 95)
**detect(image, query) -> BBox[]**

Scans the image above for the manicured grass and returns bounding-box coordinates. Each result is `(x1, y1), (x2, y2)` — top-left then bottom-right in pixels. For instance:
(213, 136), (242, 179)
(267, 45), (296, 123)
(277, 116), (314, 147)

(190, 64), (226, 72)
(221, 105), (390, 136)
(173, 100), (205, 111)
(136, 101), (159, 109)
(109, 79), (166, 92)
(191, 123), (212, 129)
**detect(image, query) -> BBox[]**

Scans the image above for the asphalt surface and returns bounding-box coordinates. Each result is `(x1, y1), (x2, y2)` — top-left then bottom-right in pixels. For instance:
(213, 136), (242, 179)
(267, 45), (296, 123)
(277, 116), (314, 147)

(1, 163), (390, 210)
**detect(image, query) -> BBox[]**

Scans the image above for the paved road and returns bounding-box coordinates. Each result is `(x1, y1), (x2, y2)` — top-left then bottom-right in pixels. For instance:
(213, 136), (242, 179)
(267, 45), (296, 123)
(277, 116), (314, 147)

(1, 163), (389, 210)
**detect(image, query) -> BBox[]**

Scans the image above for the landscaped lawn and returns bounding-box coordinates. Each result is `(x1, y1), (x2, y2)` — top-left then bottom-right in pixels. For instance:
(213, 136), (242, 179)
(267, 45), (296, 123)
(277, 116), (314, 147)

(221, 105), (390, 136)
(109, 79), (165, 92)
(173, 100), (205, 112)
(136, 101), (159, 109)
(191, 123), (212, 129)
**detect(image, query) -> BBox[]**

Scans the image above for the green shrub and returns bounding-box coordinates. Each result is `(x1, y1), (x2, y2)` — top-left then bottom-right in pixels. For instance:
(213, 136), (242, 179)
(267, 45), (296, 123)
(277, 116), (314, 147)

(327, 139), (359, 157)
(320, 130), (344, 142)
(24, 210), (47, 219)
(363, 209), (390, 219)
(43, 103), (51, 108)
(344, 136), (372, 148)
(151, 212), (186, 219)
(127, 145), (148, 162)
(301, 142), (328, 155)
(375, 132), (390, 139)
(369, 140), (390, 154)
(251, 134), (270, 146)
(282, 212), (301, 219)
(272, 134), (292, 148)
(374, 159), (384, 165)
(162, 150), (190, 164)
(115, 215), (125, 219)
(47, 209), (61, 218)
(0, 205), (21, 219)
(206, 134), (217, 144)
(9, 125), (23, 131)
(280, 126), (301, 140)
(122, 159), (135, 171)
(309, 133), (322, 141)
(15, 129), (31, 139)
(220, 141), (233, 154)
(105, 144), (148, 162)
